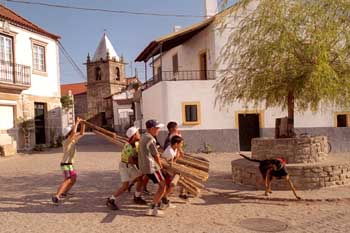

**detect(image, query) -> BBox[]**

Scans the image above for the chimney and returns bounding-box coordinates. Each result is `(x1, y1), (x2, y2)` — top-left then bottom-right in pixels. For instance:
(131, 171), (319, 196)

(173, 25), (182, 32)
(205, 0), (218, 18)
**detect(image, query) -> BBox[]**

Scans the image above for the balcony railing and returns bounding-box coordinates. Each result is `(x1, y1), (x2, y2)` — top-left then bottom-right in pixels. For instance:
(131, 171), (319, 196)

(0, 60), (31, 87)
(143, 70), (216, 89)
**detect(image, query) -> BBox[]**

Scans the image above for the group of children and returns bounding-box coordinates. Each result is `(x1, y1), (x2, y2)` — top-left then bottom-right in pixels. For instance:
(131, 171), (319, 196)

(52, 118), (186, 217)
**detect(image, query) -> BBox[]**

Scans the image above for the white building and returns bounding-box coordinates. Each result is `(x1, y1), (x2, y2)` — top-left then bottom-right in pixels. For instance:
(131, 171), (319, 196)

(135, 0), (350, 152)
(0, 5), (61, 155)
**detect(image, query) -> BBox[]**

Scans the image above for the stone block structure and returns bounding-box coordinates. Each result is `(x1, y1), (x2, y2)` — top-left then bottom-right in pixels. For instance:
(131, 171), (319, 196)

(251, 136), (328, 163)
(232, 136), (350, 190)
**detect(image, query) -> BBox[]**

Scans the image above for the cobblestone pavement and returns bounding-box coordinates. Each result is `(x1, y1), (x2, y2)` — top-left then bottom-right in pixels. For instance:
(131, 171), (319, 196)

(1, 133), (350, 233)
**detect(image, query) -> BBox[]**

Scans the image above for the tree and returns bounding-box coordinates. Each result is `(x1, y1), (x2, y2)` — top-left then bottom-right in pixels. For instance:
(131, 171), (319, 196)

(60, 95), (73, 111)
(215, 0), (350, 135)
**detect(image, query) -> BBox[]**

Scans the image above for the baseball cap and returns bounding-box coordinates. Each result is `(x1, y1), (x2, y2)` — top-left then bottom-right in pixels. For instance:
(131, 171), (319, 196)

(62, 125), (72, 137)
(126, 126), (139, 139)
(145, 119), (164, 129)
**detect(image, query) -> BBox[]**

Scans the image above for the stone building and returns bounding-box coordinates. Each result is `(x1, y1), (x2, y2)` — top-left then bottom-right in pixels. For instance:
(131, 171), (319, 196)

(0, 4), (61, 155)
(85, 33), (128, 128)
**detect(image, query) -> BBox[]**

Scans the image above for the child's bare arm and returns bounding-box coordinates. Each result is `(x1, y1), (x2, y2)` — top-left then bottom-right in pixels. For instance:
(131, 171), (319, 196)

(75, 121), (85, 141)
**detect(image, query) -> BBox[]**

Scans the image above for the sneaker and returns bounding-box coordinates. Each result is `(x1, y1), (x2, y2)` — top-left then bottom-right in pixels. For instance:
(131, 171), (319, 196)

(106, 198), (119, 210)
(145, 207), (164, 216)
(179, 194), (189, 200)
(60, 192), (73, 198)
(160, 202), (176, 210)
(51, 196), (59, 204)
(134, 196), (147, 205)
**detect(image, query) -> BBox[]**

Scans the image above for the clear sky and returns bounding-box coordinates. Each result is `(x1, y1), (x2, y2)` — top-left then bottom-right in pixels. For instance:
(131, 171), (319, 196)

(3, 0), (225, 84)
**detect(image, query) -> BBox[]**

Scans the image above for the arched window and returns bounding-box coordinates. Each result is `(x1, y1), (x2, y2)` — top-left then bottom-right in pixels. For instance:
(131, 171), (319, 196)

(95, 67), (102, 80)
(116, 67), (120, 80)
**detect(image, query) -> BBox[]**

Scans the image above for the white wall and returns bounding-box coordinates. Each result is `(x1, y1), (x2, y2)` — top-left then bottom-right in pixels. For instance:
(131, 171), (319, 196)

(154, 24), (215, 74)
(141, 82), (168, 128)
(5, 22), (61, 98)
(142, 80), (339, 130)
(143, 0), (340, 130)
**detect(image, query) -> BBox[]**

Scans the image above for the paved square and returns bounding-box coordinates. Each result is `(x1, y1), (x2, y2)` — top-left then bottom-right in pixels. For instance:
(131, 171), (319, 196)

(1, 134), (350, 233)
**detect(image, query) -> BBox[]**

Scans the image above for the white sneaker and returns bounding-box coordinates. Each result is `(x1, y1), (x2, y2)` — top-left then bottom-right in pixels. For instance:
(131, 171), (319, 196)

(167, 203), (176, 209)
(145, 207), (164, 216)
(160, 202), (176, 210)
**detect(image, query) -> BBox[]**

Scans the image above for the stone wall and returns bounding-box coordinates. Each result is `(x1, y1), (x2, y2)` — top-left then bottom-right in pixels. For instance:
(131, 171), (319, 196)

(18, 94), (62, 150)
(74, 93), (87, 118)
(157, 129), (240, 152)
(0, 91), (62, 154)
(252, 137), (328, 163)
(232, 157), (350, 190)
(261, 127), (350, 153)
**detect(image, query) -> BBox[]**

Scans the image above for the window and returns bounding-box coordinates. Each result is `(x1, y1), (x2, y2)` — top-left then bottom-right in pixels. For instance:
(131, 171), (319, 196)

(0, 105), (14, 129)
(182, 102), (201, 125)
(116, 67), (120, 80)
(33, 44), (46, 72)
(172, 54), (178, 73)
(0, 34), (13, 62)
(0, 34), (13, 81)
(95, 67), (102, 80)
(337, 114), (348, 127)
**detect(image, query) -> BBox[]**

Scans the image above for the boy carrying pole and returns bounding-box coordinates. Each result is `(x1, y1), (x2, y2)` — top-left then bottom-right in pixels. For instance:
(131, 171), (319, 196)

(139, 119), (167, 216)
(160, 135), (184, 209)
(106, 126), (147, 210)
(52, 117), (85, 204)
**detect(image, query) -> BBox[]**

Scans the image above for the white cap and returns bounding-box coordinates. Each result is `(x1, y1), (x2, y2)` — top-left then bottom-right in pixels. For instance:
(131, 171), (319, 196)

(63, 125), (72, 137)
(126, 126), (139, 139)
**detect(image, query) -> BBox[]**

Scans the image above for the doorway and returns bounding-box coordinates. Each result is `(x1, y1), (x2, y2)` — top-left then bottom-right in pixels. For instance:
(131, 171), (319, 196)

(34, 102), (46, 144)
(238, 113), (260, 151)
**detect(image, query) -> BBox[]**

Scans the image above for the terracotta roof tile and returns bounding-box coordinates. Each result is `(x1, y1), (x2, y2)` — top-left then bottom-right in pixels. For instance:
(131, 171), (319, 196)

(61, 82), (87, 96)
(0, 4), (60, 40)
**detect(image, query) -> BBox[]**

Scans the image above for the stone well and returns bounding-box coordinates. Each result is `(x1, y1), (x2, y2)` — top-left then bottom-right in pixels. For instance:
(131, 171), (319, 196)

(232, 136), (350, 190)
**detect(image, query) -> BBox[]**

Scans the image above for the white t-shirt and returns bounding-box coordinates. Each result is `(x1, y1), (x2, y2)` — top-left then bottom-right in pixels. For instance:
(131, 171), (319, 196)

(161, 145), (177, 161)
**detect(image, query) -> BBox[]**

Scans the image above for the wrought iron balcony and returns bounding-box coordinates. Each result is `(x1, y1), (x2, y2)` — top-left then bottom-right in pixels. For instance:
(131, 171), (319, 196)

(0, 60), (31, 89)
(143, 70), (216, 89)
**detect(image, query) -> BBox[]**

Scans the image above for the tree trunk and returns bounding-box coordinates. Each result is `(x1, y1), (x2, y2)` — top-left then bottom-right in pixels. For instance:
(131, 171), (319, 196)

(287, 91), (295, 137)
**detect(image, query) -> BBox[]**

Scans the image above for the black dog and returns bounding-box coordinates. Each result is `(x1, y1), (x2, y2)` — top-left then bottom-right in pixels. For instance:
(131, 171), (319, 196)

(240, 154), (301, 199)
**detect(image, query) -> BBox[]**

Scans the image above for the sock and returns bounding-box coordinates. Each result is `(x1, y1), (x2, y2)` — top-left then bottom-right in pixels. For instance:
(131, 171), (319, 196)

(157, 202), (161, 208)
(110, 195), (116, 200)
(135, 192), (141, 197)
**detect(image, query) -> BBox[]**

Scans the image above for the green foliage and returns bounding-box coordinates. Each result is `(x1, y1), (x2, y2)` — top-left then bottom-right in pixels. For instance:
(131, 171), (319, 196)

(60, 95), (73, 110)
(215, 0), (350, 113)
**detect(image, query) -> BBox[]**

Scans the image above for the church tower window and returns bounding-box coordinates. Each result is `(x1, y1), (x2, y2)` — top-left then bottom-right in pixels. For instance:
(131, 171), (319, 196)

(95, 67), (102, 80)
(116, 67), (120, 80)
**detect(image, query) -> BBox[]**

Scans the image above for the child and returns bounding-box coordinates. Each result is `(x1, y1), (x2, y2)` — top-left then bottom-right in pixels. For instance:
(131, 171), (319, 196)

(164, 122), (188, 199)
(52, 117), (85, 204)
(160, 135), (184, 208)
(139, 119), (166, 216)
(163, 121), (180, 149)
(106, 126), (147, 210)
